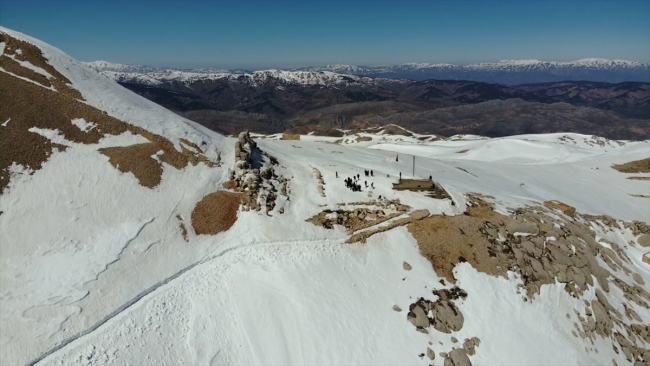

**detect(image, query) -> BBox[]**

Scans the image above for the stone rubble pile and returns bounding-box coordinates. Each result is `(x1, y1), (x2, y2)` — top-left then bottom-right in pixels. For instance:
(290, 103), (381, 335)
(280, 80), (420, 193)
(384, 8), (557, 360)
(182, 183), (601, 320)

(307, 199), (410, 234)
(228, 131), (288, 214)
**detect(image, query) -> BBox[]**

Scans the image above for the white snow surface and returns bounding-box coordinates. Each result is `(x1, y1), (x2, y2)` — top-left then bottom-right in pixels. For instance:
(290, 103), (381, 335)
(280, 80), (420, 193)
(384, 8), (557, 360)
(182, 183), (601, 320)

(5, 53), (53, 78)
(2, 27), (650, 366)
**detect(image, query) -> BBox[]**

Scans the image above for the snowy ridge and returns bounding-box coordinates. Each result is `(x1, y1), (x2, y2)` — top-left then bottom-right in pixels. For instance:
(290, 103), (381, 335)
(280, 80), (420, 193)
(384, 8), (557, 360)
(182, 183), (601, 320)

(302, 58), (650, 74)
(85, 61), (408, 87)
(85, 58), (650, 85)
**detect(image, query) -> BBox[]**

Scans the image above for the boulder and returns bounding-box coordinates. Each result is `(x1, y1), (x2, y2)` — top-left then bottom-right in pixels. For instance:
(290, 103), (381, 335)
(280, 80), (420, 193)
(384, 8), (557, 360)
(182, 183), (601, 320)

(638, 234), (650, 247)
(444, 349), (472, 366)
(393, 305), (402, 312)
(408, 305), (430, 328)
(427, 347), (435, 360)
(403, 261), (412, 271)
(431, 301), (464, 333)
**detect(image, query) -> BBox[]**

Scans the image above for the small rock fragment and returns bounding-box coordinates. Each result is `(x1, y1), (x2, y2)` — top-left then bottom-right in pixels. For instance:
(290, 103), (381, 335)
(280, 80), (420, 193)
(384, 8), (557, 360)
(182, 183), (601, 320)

(451, 337), (458, 343)
(393, 305), (402, 312)
(427, 347), (435, 360)
(403, 261), (412, 270)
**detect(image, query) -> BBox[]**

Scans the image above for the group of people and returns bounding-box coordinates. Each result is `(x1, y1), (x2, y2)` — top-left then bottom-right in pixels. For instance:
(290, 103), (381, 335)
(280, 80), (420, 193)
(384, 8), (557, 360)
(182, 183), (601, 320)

(339, 171), (376, 192)
(344, 176), (362, 192)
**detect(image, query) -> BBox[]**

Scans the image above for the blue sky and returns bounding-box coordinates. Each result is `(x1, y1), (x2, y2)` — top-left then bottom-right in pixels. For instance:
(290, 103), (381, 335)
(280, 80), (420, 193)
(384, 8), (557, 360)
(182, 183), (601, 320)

(1, 0), (648, 69)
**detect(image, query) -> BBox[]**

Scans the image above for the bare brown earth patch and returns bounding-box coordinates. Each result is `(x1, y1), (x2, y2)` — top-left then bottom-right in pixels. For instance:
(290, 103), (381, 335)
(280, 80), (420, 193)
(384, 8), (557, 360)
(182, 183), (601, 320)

(456, 167), (478, 177)
(612, 158), (650, 173)
(544, 200), (576, 216)
(1, 33), (83, 99)
(393, 178), (452, 200)
(191, 191), (241, 235)
(407, 200), (509, 282)
(176, 215), (188, 242)
(280, 133), (300, 140)
(99, 141), (217, 188)
(0, 33), (217, 194)
(357, 135), (372, 142)
(179, 138), (204, 153)
(627, 176), (650, 181)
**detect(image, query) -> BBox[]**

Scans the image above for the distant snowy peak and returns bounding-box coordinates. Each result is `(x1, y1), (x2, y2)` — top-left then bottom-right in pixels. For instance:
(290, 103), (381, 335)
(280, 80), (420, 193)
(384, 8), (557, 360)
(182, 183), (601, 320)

(298, 59), (650, 83)
(87, 62), (408, 87)
(305, 59), (649, 72)
(86, 58), (650, 85)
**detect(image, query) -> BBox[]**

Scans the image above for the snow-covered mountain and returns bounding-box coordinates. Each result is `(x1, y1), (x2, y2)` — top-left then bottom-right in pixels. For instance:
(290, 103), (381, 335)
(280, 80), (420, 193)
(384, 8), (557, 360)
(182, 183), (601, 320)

(85, 58), (650, 85)
(297, 59), (650, 84)
(84, 60), (406, 87)
(3, 27), (650, 366)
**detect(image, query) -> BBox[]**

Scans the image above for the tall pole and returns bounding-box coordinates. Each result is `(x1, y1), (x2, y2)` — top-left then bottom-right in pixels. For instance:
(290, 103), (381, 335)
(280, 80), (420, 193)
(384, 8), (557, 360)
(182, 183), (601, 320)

(412, 155), (415, 177)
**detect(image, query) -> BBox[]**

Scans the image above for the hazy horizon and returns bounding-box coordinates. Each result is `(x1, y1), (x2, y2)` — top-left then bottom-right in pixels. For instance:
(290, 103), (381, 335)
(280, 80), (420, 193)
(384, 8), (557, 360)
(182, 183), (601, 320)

(2, 0), (649, 69)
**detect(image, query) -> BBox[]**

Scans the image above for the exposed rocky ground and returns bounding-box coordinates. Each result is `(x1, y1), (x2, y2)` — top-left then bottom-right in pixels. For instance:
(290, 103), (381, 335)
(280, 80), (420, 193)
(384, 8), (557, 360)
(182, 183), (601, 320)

(403, 194), (650, 366)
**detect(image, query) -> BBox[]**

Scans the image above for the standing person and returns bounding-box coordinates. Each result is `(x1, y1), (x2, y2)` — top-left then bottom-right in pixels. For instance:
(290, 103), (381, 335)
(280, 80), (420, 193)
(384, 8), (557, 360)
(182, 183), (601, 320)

(336, 172), (338, 178)
(371, 170), (373, 177)
(399, 172), (402, 180)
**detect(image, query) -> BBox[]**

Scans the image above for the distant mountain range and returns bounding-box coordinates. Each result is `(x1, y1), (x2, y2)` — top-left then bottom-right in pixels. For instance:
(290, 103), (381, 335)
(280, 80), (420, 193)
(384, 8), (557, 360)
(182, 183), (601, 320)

(85, 58), (650, 85)
(83, 60), (650, 139)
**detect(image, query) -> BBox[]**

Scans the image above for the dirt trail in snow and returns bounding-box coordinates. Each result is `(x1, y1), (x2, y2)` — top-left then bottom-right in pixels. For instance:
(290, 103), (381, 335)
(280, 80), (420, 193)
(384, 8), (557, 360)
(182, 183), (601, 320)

(29, 237), (343, 366)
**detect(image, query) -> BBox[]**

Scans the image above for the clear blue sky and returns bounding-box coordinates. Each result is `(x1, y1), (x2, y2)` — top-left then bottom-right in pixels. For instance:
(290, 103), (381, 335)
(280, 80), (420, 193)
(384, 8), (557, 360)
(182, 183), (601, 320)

(1, 0), (648, 69)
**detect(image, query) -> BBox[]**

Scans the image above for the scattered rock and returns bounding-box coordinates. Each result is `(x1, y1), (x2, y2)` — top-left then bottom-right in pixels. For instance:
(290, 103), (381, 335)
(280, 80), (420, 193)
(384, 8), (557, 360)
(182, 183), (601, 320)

(403, 261), (412, 271)
(431, 300), (464, 333)
(408, 304), (430, 329)
(393, 305), (402, 312)
(444, 348), (472, 366)
(427, 347), (435, 360)
(451, 337), (458, 343)
(638, 234), (650, 247)
(463, 337), (481, 356)
(632, 273), (645, 285)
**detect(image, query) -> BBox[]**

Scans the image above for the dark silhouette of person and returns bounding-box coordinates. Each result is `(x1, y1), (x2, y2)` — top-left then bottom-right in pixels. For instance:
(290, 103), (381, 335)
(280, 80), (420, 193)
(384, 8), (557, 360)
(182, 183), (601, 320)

(370, 170), (373, 176)
(399, 172), (402, 180)
(336, 172), (338, 178)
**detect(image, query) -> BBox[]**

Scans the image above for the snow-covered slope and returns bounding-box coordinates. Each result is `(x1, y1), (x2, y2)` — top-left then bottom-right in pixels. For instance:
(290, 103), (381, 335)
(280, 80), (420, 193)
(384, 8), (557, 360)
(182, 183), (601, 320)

(3, 28), (650, 366)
